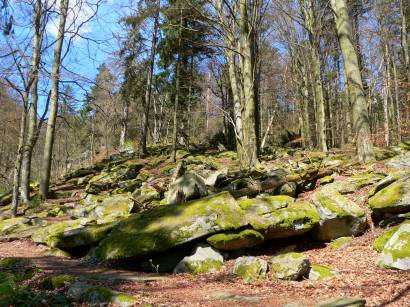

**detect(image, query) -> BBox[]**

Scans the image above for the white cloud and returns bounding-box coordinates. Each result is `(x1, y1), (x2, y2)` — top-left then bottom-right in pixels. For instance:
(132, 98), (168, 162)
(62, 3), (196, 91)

(46, 0), (101, 40)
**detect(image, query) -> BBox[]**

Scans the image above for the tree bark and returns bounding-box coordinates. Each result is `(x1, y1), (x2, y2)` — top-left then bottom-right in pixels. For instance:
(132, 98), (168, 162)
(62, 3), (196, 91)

(300, 0), (327, 152)
(331, 0), (374, 162)
(39, 0), (69, 199)
(400, 0), (410, 85)
(239, 0), (259, 168)
(171, 6), (183, 163)
(11, 93), (28, 217)
(140, 0), (160, 155)
(391, 51), (401, 143)
(21, 0), (43, 203)
(119, 100), (129, 147)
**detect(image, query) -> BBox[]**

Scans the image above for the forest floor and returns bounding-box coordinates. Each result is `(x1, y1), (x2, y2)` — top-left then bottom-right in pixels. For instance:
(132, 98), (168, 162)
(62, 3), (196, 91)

(1, 230), (409, 307)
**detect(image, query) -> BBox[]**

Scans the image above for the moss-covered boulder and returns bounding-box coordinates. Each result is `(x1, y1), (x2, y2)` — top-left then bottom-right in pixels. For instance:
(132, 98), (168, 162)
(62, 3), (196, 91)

(32, 219), (89, 245)
(174, 244), (223, 274)
(64, 167), (96, 180)
(308, 264), (337, 281)
(387, 151), (410, 168)
(165, 172), (208, 205)
(328, 237), (353, 250)
(311, 188), (367, 241)
(316, 297), (366, 307)
(85, 162), (143, 194)
(0, 217), (30, 233)
(233, 256), (267, 283)
(206, 229), (264, 251)
(67, 281), (138, 307)
(271, 252), (310, 280)
(239, 196), (320, 240)
(276, 182), (297, 197)
(89, 194), (134, 222)
(132, 184), (161, 205)
(86, 172), (115, 194)
(42, 274), (77, 290)
(368, 178), (410, 214)
(373, 223), (405, 252)
(325, 173), (384, 195)
(90, 192), (247, 261)
(204, 170), (228, 187)
(368, 172), (407, 198)
(376, 222), (410, 270)
(44, 221), (117, 250)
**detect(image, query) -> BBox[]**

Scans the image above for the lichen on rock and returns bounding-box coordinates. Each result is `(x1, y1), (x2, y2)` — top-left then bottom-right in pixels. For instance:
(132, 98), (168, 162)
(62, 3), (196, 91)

(271, 252), (310, 280)
(376, 221), (410, 270)
(173, 244), (223, 274)
(206, 229), (264, 251)
(233, 256), (267, 282)
(311, 188), (367, 241)
(90, 192), (247, 261)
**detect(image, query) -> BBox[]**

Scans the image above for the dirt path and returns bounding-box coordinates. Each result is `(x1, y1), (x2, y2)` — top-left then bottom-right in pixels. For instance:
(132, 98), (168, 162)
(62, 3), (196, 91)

(0, 240), (163, 283)
(1, 231), (409, 307)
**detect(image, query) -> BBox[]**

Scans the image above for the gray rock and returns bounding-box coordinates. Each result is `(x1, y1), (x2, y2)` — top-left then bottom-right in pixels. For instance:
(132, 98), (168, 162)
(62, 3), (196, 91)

(90, 192), (247, 261)
(166, 172), (208, 205)
(233, 256), (268, 282)
(369, 177), (410, 214)
(271, 252), (310, 280)
(174, 244), (223, 274)
(311, 188), (367, 241)
(67, 281), (138, 307)
(376, 221), (410, 270)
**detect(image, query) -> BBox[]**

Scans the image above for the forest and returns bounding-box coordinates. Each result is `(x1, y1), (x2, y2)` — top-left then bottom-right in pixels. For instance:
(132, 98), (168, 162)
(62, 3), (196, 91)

(0, 0), (409, 306)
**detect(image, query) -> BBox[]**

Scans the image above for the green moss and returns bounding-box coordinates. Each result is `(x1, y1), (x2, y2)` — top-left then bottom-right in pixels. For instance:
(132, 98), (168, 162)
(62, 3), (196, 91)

(271, 252), (309, 280)
(136, 170), (150, 182)
(207, 229), (264, 250)
(47, 221), (116, 249)
(308, 264), (337, 281)
(184, 259), (223, 274)
(238, 195), (293, 211)
(373, 224), (403, 252)
(368, 180), (410, 214)
(43, 274), (77, 290)
(91, 192), (247, 261)
(0, 217), (30, 233)
(241, 198), (320, 240)
(233, 257), (267, 283)
(329, 237), (353, 250)
(319, 176), (334, 185)
(376, 222), (410, 269)
(313, 189), (365, 218)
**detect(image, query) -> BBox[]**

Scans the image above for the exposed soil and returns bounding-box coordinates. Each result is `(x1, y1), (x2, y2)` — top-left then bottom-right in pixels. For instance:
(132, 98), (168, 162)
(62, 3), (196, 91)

(1, 230), (409, 307)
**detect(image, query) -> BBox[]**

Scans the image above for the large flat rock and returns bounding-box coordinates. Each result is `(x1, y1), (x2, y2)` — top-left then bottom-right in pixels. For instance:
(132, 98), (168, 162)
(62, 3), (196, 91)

(90, 192), (247, 261)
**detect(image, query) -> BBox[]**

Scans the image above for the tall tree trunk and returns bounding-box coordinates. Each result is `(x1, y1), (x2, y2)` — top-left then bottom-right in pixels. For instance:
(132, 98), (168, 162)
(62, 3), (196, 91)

(331, 0), (374, 162)
(391, 51), (401, 143)
(226, 47), (244, 158)
(140, 0), (160, 155)
(11, 94), (28, 217)
(21, 0), (43, 203)
(300, 59), (312, 148)
(171, 6), (183, 163)
(239, 0), (259, 168)
(39, 0), (69, 199)
(400, 0), (410, 85)
(119, 100), (129, 147)
(300, 0), (327, 152)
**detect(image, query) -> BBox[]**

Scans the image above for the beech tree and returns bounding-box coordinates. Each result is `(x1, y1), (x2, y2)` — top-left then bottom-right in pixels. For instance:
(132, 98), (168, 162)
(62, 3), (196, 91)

(331, 0), (374, 162)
